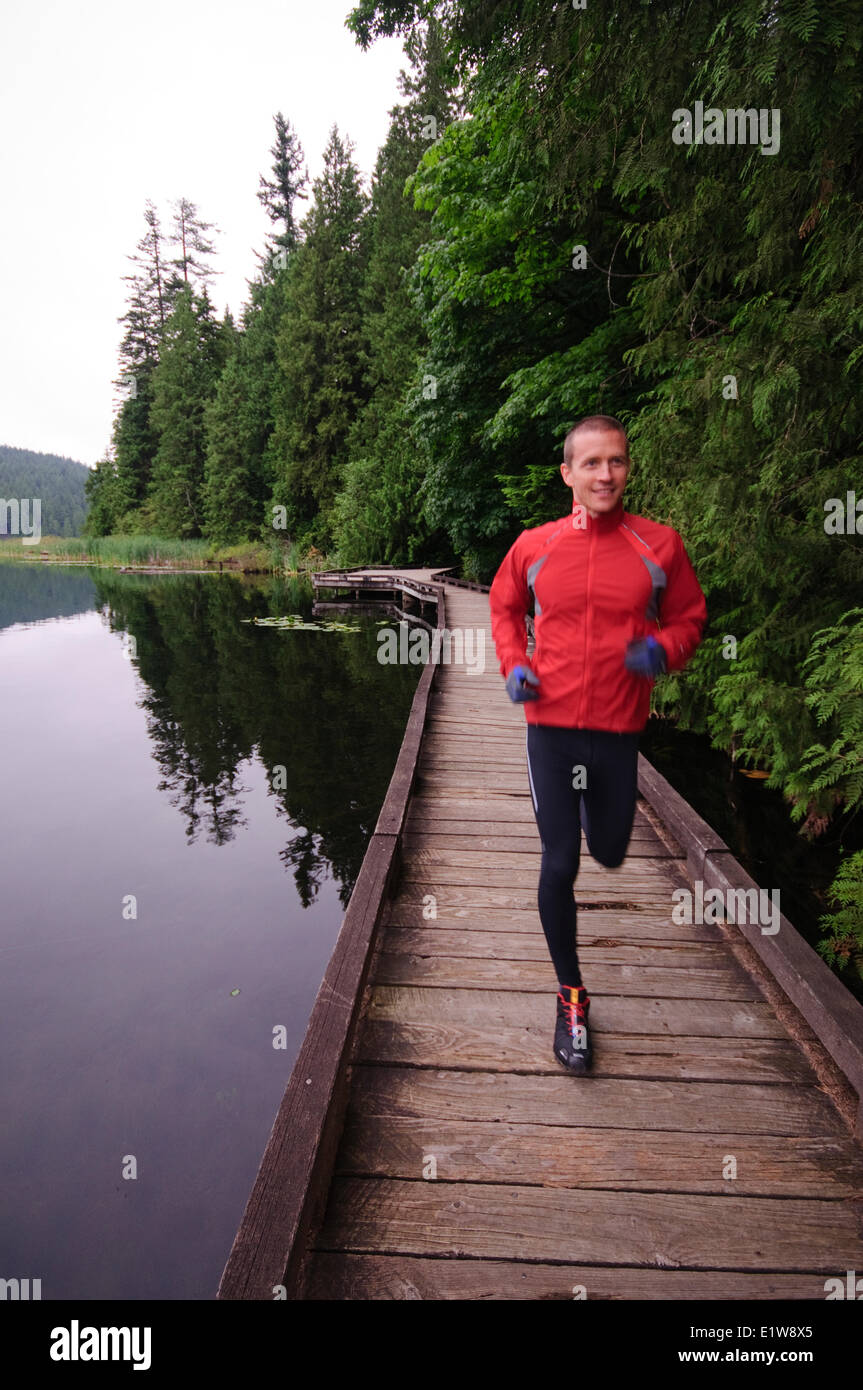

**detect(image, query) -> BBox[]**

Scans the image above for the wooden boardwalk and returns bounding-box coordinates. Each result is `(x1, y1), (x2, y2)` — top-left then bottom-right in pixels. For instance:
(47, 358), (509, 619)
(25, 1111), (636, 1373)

(221, 576), (863, 1301)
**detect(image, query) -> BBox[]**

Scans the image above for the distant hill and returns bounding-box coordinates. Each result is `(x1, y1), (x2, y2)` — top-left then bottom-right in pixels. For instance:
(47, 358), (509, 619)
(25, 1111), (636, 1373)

(0, 445), (90, 538)
(0, 565), (98, 631)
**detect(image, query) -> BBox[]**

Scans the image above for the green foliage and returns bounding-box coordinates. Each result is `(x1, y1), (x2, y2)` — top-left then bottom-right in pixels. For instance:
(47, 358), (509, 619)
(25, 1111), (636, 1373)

(333, 23), (453, 565)
(0, 444), (89, 537)
(267, 126), (369, 547)
(787, 609), (863, 826)
(147, 286), (226, 537)
(818, 849), (863, 974)
(201, 355), (260, 547)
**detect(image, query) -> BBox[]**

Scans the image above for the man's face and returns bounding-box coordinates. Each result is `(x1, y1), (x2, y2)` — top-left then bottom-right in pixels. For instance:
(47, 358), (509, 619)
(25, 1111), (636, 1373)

(560, 427), (629, 518)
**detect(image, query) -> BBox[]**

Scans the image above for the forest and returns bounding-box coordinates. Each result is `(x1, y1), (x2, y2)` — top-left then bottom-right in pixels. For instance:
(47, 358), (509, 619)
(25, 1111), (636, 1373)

(0, 445), (89, 537)
(80, 0), (862, 966)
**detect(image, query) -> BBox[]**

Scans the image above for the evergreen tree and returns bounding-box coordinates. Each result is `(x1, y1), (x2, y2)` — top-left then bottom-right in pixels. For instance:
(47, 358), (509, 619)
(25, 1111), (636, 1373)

(201, 353), (259, 546)
(332, 19), (454, 565)
(110, 201), (174, 519)
(268, 126), (368, 547)
(83, 454), (123, 537)
(166, 196), (220, 294)
(225, 113), (311, 548)
(256, 111), (309, 259)
(147, 285), (226, 536)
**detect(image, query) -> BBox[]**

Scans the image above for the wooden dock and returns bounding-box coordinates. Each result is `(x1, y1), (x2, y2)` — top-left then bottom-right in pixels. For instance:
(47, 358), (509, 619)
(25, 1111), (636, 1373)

(220, 570), (863, 1301)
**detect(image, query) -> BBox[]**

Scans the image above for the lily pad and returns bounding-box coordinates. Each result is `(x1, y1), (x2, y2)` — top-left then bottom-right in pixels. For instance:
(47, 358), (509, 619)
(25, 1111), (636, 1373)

(242, 614), (361, 632)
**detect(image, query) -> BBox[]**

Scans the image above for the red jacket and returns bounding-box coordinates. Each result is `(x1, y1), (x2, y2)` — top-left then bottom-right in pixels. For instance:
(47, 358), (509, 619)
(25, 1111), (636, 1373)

(488, 500), (707, 731)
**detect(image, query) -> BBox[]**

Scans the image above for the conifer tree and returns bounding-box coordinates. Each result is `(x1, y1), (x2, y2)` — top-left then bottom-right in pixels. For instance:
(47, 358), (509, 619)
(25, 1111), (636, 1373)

(147, 285), (226, 536)
(82, 454), (123, 536)
(256, 111), (309, 259)
(166, 196), (220, 294)
(227, 114), (311, 547)
(110, 201), (174, 523)
(201, 352), (259, 546)
(268, 126), (368, 547)
(332, 19), (453, 564)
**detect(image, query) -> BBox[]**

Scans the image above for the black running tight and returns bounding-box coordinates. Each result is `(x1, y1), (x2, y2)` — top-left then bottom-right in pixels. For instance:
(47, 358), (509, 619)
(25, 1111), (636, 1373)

(525, 724), (640, 987)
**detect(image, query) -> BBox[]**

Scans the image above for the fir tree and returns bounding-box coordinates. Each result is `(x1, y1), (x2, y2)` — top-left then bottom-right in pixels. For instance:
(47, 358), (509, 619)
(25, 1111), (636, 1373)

(268, 126), (368, 547)
(147, 285), (226, 536)
(256, 111), (309, 260)
(166, 196), (220, 294)
(332, 19), (454, 565)
(110, 201), (174, 519)
(201, 353), (259, 546)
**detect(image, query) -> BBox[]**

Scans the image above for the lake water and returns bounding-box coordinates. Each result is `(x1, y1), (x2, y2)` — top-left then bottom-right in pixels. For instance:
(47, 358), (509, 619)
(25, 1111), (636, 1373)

(0, 565), (420, 1299)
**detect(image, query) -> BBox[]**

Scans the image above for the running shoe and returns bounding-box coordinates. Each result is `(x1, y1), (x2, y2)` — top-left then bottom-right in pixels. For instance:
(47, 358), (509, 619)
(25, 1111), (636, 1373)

(554, 985), (592, 1073)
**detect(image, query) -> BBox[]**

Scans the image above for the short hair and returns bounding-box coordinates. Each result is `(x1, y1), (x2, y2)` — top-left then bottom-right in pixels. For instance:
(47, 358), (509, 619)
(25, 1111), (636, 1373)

(563, 414), (630, 465)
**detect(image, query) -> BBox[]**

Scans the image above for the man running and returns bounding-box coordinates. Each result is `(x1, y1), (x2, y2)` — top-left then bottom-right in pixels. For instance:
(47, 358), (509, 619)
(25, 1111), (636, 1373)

(489, 415), (707, 1074)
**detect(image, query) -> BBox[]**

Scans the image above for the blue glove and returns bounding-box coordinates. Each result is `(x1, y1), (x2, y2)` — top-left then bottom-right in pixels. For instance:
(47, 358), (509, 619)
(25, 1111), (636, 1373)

(505, 664), (541, 702)
(624, 635), (667, 678)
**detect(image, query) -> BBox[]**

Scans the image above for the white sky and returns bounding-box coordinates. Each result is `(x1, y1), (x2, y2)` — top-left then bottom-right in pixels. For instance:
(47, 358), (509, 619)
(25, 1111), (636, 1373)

(0, 0), (408, 465)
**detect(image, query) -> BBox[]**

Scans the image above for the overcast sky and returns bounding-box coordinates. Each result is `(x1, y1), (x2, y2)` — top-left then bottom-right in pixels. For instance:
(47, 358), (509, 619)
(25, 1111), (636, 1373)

(0, 0), (408, 466)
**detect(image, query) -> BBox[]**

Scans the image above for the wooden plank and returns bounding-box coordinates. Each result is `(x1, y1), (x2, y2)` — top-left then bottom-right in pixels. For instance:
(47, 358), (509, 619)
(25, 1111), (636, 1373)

(357, 1013), (816, 1083)
(421, 733), (523, 747)
(378, 929), (730, 966)
(406, 796), (538, 820)
(421, 724), (522, 734)
(305, 1253), (834, 1300)
(425, 707), (523, 721)
(347, 1065), (839, 1135)
(404, 814), (661, 838)
(334, 1114), (863, 1197)
(425, 703), (521, 717)
(417, 769), (534, 785)
(402, 807), (675, 842)
(385, 896), (723, 937)
(384, 910), (720, 942)
(315, 1177), (863, 1270)
(422, 720), (524, 734)
(401, 832), (676, 858)
(370, 951), (763, 1001)
(364, 986), (787, 1038)
(399, 847), (681, 873)
(396, 864), (684, 891)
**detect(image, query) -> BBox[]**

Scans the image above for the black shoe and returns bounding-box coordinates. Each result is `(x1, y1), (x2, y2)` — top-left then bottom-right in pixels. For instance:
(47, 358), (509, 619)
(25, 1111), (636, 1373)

(554, 985), (592, 1073)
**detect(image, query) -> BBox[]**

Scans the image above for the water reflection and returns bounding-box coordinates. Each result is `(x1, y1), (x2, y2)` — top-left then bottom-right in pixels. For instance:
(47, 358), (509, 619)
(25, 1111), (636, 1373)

(91, 570), (419, 903)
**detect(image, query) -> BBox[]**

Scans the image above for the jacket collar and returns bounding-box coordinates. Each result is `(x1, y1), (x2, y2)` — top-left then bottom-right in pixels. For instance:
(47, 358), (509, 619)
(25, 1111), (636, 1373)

(570, 499), (625, 532)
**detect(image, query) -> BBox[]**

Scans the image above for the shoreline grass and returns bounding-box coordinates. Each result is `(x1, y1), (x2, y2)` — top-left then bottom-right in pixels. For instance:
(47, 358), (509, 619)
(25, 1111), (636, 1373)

(0, 535), (338, 575)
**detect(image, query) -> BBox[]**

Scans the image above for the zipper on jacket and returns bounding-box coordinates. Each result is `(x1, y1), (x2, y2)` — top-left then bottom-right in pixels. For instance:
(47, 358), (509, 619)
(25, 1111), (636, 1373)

(576, 522), (596, 726)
